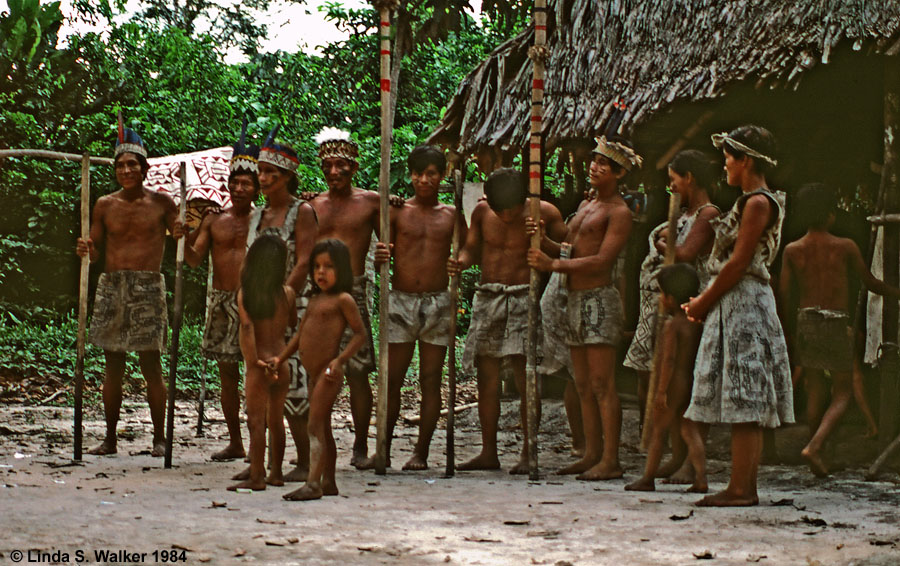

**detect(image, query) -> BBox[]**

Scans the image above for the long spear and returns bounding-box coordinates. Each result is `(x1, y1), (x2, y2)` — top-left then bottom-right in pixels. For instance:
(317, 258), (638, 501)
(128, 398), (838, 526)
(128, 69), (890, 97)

(74, 152), (91, 461)
(164, 162), (188, 468)
(373, 0), (399, 475)
(640, 192), (681, 449)
(525, 0), (550, 481)
(445, 166), (465, 477)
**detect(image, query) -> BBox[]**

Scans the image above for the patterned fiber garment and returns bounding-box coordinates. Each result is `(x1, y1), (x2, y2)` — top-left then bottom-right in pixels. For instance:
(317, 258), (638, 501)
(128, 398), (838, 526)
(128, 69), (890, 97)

(201, 288), (242, 363)
(388, 289), (452, 347)
(685, 277), (794, 428)
(565, 284), (623, 347)
(89, 271), (168, 353)
(795, 308), (853, 373)
(461, 283), (532, 374)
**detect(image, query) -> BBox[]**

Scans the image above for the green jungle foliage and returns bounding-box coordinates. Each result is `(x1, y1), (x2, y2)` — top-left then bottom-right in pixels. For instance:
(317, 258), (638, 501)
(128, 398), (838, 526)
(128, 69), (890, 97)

(0, 0), (525, 385)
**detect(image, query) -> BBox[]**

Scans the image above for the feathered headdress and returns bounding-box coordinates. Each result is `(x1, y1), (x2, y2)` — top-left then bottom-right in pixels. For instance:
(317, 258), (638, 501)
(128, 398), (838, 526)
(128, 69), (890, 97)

(114, 110), (147, 159)
(316, 126), (358, 164)
(592, 100), (642, 171)
(231, 116), (259, 174)
(258, 123), (299, 172)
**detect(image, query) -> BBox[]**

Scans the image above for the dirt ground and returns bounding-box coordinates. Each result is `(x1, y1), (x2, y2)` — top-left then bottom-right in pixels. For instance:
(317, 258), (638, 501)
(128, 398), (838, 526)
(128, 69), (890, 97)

(2, 388), (900, 566)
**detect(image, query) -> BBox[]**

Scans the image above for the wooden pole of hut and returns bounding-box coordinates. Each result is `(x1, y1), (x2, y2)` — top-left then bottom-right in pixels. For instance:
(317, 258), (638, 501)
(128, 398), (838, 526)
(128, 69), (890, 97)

(525, 0), (549, 480)
(877, 53), (900, 453)
(164, 162), (188, 469)
(74, 153), (91, 460)
(372, 0), (398, 476)
(445, 167), (465, 477)
(640, 193), (681, 450)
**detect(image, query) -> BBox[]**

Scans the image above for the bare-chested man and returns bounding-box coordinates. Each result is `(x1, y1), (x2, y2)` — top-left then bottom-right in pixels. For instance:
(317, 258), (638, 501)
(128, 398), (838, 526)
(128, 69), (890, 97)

(180, 129), (260, 461)
(76, 120), (178, 457)
(448, 168), (566, 474)
(373, 145), (467, 470)
(528, 136), (640, 480)
(780, 183), (900, 477)
(305, 127), (381, 469)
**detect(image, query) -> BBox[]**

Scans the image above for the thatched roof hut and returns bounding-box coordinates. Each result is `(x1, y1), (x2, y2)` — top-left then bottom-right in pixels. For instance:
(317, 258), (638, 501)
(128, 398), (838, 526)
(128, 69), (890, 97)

(430, 0), (900, 189)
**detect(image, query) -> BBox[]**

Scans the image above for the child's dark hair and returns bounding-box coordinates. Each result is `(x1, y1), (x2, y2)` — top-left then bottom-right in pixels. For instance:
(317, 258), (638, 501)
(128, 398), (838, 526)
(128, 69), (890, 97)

(408, 145), (446, 174)
(795, 182), (836, 230)
(658, 263), (700, 305)
(484, 167), (526, 212)
(721, 125), (777, 175)
(241, 234), (287, 321)
(669, 149), (719, 191)
(229, 170), (261, 193)
(309, 238), (353, 294)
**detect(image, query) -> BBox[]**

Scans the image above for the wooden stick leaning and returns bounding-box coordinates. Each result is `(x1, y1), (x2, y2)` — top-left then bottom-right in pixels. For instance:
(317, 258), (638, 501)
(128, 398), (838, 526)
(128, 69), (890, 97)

(164, 162), (188, 469)
(640, 192), (682, 450)
(373, 1), (395, 476)
(525, 0), (549, 480)
(197, 262), (213, 436)
(74, 153), (91, 461)
(445, 168), (465, 477)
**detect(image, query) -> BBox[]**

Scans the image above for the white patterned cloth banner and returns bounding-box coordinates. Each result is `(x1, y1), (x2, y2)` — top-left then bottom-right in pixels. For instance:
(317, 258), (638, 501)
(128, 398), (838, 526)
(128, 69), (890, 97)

(145, 147), (233, 207)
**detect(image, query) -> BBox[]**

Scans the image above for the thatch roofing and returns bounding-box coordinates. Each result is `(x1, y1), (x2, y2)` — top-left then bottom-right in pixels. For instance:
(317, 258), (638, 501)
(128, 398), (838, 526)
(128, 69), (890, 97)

(429, 0), (900, 162)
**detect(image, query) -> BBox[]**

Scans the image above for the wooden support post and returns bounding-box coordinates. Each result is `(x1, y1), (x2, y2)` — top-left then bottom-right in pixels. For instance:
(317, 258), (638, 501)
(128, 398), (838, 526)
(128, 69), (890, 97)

(640, 193), (681, 450)
(373, 1), (395, 476)
(879, 54), (900, 450)
(525, 0), (549, 481)
(445, 167), (465, 477)
(164, 162), (188, 469)
(73, 153), (91, 461)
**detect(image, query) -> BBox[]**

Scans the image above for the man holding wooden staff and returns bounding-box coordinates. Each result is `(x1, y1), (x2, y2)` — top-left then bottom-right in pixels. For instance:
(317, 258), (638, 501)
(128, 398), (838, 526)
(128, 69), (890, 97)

(528, 134), (640, 480)
(373, 145), (466, 470)
(75, 117), (179, 457)
(305, 127), (381, 469)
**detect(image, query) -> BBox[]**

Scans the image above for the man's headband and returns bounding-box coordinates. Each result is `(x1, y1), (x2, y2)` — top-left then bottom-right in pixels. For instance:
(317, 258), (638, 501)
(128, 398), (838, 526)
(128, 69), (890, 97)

(592, 136), (643, 171)
(711, 133), (778, 167)
(258, 124), (299, 173)
(316, 127), (358, 164)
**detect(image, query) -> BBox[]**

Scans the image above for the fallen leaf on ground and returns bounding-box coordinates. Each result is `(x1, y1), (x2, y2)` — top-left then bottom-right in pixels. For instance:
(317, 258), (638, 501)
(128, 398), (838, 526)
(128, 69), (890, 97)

(670, 510), (694, 521)
(800, 516), (827, 527)
(233, 549), (246, 557)
(210, 501), (226, 508)
(256, 518), (286, 525)
(746, 555), (767, 562)
(527, 530), (561, 539)
(463, 536), (501, 543)
(171, 544), (192, 552)
(287, 538), (299, 544)
(771, 498), (793, 506)
(503, 519), (530, 525)
(264, 541), (284, 547)
(693, 550), (715, 559)
(540, 501), (563, 505)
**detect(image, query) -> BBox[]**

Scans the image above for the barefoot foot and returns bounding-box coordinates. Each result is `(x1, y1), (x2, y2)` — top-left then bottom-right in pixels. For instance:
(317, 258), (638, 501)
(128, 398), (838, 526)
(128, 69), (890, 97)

(322, 481), (339, 496)
(87, 439), (117, 456)
(576, 461), (623, 481)
(624, 477), (655, 491)
(654, 458), (683, 479)
(211, 445), (245, 462)
(801, 447), (829, 477)
(151, 440), (166, 458)
(231, 466), (251, 481)
(509, 456), (532, 475)
(556, 456), (600, 475)
(402, 453), (429, 471)
(662, 461), (695, 485)
(457, 453), (501, 471)
(284, 465), (308, 483)
(266, 474), (284, 487)
(227, 479), (265, 492)
(695, 489), (757, 507)
(686, 481), (708, 494)
(283, 484), (323, 501)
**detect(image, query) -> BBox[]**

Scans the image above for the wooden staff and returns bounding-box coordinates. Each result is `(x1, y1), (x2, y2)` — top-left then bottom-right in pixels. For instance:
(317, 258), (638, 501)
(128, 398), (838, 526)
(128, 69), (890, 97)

(373, 0), (397, 475)
(524, 0), (549, 481)
(73, 153), (91, 461)
(164, 162), (188, 468)
(445, 167), (465, 477)
(640, 192), (682, 449)
(197, 262), (213, 436)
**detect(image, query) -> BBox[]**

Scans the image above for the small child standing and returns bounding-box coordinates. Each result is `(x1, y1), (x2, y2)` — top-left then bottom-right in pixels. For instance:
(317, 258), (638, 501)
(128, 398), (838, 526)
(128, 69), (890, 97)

(626, 264), (704, 493)
(272, 239), (366, 501)
(228, 235), (296, 491)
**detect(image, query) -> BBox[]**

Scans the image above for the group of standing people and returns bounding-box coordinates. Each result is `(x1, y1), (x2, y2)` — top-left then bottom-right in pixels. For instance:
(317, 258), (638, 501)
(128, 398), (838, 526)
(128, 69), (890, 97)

(75, 116), (894, 507)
